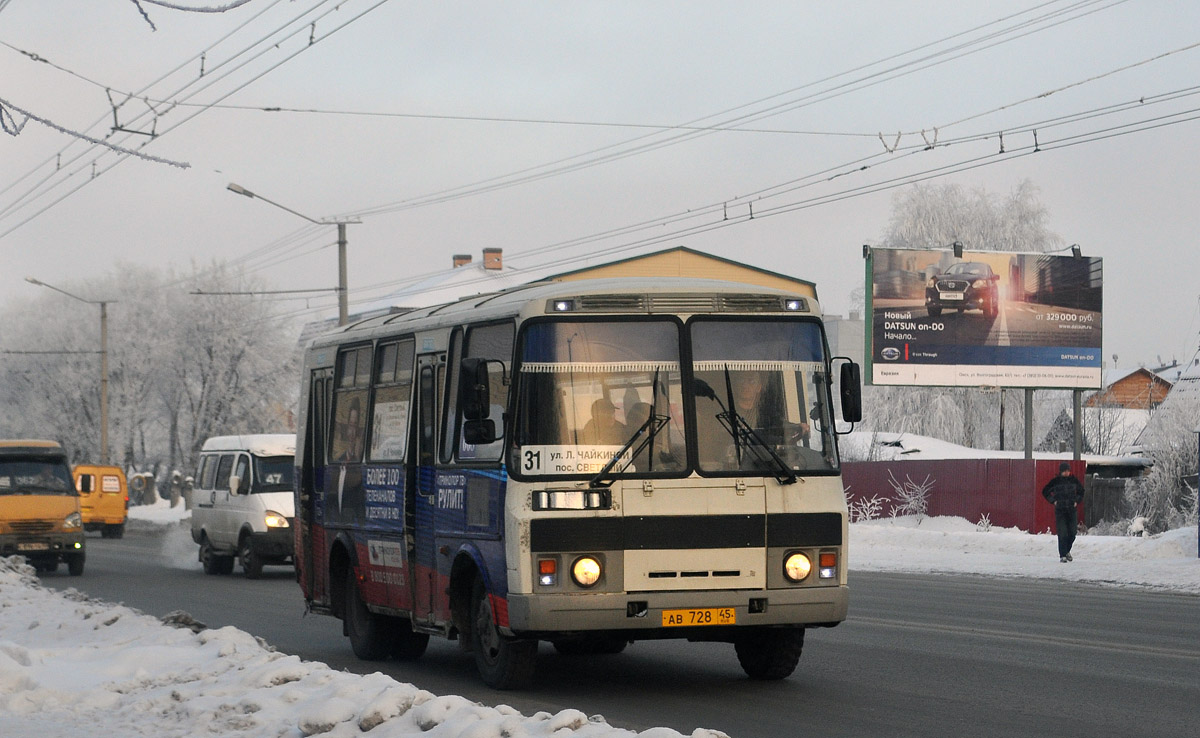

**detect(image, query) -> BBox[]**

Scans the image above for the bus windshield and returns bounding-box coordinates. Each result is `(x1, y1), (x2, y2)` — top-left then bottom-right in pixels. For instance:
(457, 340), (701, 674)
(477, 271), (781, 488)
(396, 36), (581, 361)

(513, 320), (686, 477)
(691, 319), (836, 474)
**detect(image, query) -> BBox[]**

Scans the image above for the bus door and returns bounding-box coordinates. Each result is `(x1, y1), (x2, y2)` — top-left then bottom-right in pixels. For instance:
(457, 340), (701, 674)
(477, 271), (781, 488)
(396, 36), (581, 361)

(410, 353), (444, 625)
(302, 368), (333, 602)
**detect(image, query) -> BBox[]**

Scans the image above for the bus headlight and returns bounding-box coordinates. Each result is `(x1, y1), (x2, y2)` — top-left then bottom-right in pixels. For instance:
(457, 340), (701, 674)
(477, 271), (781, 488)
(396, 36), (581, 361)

(571, 556), (602, 588)
(783, 552), (812, 582)
(264, 510), (290, 528)
(63, 512), (82, 530)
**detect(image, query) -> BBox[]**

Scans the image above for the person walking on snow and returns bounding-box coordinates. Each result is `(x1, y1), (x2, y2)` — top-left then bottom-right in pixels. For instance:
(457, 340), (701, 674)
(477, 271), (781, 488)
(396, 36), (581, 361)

(1042, 462), (1085, 562)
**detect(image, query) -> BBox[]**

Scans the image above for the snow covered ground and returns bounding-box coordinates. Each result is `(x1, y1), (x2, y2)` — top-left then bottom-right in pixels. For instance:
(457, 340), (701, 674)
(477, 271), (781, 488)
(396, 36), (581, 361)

(1, 500), (1196, 738)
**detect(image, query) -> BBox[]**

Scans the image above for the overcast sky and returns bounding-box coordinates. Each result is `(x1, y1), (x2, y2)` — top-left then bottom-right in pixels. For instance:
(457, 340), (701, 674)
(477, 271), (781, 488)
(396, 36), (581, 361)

(3, 1), (1199, 372)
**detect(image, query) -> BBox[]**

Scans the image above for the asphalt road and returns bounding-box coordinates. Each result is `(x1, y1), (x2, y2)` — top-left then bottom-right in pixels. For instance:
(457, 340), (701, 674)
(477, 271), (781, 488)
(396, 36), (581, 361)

(41, 525), (1200, 738)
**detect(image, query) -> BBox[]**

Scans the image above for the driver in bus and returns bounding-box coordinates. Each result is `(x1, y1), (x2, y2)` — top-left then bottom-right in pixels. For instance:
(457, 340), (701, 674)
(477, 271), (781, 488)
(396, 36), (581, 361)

(578, 397), (627, 445)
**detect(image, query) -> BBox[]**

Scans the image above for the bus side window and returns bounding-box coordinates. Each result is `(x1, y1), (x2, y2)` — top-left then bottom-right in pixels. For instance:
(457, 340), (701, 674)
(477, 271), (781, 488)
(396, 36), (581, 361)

(331, 345), (371, 464)
(454, 322), (513, 463)
(418, 363), (441, 467)
(371, 339), (414, 462)
(440, 330), (463, 463)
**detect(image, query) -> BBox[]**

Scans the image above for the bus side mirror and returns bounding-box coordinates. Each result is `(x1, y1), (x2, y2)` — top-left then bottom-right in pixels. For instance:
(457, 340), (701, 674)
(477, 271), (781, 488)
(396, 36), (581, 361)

(459, 358), (490, 421)
(463, 419), (497, 445)
(839, 361), (863, 423)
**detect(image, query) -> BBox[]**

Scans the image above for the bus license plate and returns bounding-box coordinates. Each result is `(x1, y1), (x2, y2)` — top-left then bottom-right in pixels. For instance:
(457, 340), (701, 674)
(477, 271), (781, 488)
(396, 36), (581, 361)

(662, 607), (736, 627)
(17, 542), (50, 551)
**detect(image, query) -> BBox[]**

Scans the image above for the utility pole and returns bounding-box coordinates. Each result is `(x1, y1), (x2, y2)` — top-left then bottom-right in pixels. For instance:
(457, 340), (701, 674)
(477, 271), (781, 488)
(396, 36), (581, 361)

(227, 183), (359, 326)
(25, 278), (114, 463)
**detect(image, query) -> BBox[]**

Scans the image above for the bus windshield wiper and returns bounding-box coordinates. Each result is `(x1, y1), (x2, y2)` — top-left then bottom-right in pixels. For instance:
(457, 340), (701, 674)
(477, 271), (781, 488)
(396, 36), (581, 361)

(694, 372), (797, 485)
(588, 413), (669, 488)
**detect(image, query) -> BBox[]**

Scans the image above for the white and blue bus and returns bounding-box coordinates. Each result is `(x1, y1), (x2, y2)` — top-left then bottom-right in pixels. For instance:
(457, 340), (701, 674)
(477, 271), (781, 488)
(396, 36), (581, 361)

(295, 277), (862, 688)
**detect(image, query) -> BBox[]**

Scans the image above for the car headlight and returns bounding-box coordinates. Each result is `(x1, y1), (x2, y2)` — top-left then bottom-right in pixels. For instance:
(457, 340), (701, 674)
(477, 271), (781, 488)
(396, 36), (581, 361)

(971, 279), (987, 288)
(63, 512), (82, 530)
(571, 556), (602, 588)
(264, 510), (290, 528)
(783, 552), (812, 582)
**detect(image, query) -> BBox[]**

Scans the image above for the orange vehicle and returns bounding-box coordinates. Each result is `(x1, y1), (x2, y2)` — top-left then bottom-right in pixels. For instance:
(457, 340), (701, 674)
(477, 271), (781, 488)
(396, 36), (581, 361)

(74, 464), (129, 539)
(0, 439), (85, 575)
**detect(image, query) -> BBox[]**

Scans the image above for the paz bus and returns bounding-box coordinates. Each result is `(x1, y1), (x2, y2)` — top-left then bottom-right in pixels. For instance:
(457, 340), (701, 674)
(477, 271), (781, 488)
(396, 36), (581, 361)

(294, 277), (862, 688)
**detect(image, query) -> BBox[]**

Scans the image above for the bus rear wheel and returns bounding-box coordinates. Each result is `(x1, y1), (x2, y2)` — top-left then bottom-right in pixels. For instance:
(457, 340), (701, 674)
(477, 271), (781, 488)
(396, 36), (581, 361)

(471, 578), (536, 689)
(391, 619), (430, 661)
(344, 569), (394, 661)
(734, 627), (804, 680)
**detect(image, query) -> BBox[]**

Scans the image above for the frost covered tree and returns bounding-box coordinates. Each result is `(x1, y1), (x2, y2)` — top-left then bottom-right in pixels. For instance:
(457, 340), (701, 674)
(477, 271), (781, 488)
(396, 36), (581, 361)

(0, 263), (299, 479)
(1124, 393), (1200, 533)
(862, 179), (1070, 447)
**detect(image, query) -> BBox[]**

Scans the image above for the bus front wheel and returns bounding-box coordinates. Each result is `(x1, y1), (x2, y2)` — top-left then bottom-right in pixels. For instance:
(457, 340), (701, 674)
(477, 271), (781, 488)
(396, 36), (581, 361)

(470, 578), (536, 689)
(734, 627), (804, 680)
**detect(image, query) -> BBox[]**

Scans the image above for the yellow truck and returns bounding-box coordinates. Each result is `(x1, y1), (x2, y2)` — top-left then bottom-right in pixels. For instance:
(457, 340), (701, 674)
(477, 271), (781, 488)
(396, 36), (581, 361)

(74, 463), (129, 539)
(0, 439), (85, 575)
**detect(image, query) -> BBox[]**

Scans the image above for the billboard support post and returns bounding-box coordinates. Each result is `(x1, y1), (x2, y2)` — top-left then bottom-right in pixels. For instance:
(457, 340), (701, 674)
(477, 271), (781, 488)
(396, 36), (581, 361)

(1072, 389), (1083, 461)
(1024, 389), (1034, 460)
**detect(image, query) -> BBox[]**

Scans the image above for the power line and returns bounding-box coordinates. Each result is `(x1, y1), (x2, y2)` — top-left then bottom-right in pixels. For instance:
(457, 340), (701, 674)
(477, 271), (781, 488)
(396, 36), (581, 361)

(0, 0), (387, 236)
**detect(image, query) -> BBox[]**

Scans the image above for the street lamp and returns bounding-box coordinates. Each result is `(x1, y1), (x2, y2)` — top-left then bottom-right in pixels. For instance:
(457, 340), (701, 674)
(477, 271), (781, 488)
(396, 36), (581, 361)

(226, 183), (359, 326)
(24, 277), (114, 464)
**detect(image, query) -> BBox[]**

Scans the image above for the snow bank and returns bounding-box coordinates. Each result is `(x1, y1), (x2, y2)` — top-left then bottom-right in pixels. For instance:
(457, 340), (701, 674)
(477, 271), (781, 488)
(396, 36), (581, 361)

(0, 557), (726, 738)
(851, 515), (1200, 593)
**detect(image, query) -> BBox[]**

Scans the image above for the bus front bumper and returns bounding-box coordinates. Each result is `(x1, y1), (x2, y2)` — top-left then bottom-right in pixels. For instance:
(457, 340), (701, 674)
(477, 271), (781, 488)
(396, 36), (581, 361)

(504, 585), (847, 636)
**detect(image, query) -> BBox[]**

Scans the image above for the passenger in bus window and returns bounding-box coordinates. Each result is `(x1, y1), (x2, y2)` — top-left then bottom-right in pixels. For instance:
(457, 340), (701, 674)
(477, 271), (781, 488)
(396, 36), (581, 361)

(579, 397), (627, 445)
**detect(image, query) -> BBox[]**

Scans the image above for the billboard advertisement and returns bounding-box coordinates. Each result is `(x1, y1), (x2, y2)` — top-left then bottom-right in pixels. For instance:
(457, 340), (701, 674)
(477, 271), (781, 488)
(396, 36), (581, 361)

(866, 247), (1102, 389)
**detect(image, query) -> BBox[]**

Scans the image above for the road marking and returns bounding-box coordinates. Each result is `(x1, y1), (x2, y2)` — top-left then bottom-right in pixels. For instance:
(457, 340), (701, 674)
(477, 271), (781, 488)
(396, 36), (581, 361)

(848, 615), (1200, 661)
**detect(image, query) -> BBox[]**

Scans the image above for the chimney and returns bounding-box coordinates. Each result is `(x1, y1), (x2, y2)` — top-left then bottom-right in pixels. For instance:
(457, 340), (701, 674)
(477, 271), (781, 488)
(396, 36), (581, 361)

(482, 247), (502, 271)
(452, 254), (472, 268)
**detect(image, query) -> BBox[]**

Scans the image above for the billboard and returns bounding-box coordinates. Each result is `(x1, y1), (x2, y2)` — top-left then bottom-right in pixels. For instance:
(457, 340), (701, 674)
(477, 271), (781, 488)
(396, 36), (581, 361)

(866, 247), (1102, 389)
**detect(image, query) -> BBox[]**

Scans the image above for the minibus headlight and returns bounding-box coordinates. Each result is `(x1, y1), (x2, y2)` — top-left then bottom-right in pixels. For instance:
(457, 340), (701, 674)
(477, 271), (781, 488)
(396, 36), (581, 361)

(571, 556), (602, 588)
(783, 552), (812, 582)
(63, 512), (82, 530)
(264, 510), (290, 528)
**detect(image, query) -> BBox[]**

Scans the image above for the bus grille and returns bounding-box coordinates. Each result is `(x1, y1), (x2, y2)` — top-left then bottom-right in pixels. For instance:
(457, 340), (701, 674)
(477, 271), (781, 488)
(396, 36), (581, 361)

(578, 294), (646, 312)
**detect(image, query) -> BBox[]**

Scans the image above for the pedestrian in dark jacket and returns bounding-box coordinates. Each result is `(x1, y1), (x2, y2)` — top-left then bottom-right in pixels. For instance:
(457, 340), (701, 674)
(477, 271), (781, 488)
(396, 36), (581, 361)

(1041, 462), (1085, 562)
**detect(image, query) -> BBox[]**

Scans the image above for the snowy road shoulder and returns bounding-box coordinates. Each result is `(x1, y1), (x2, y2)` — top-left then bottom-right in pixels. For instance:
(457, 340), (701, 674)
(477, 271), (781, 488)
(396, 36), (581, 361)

(0, 557), (725, 738)
(851, 516), (1200, 593)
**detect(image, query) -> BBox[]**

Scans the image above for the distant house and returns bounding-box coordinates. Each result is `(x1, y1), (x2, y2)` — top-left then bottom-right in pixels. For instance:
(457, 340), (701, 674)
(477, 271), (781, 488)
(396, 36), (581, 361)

(1075, 366), (1175, 456)
(1085, 367), (1172, 411)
